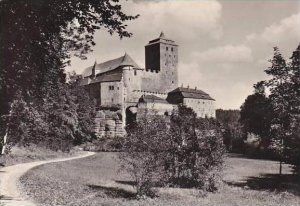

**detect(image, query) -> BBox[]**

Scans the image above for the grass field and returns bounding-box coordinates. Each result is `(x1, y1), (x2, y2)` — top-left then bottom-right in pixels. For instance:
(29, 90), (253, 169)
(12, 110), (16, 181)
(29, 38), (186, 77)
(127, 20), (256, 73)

(20, 153), (300, 206)
(0, 145), (76, 167)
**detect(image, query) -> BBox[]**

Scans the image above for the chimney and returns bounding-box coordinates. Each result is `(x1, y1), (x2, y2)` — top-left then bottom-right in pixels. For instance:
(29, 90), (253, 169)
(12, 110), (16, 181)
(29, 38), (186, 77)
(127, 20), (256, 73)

(187, 85), (189, 89)
(195, 86), (197, 90)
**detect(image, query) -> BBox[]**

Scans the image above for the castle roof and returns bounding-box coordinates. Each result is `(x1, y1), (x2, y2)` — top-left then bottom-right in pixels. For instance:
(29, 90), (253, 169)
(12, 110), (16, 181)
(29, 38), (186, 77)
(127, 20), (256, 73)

(82, 53), (141, 77)
(169, 87), (215, 101)
(80, 73), (122, 86)
(139, 95), (169, 104)
(147, 32), (178, 46)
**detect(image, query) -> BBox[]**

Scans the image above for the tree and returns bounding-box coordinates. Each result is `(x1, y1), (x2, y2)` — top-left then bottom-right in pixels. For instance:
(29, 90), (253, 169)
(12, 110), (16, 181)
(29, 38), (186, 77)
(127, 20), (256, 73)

(284, 44), (300, 172)
(264, 46), (298, 174)
(119, 115), (171, 197)
(0, 0), (138, 151)
(119, 105), (225, 197)
(216, 109), (243, 152)
(240, 82), (274, 149)
(168, 105), (225, 191)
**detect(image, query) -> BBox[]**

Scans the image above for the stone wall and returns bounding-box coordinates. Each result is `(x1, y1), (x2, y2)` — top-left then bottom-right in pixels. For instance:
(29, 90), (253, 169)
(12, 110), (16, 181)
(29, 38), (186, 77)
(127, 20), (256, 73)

(183, 98), (216, 118)
(93, 110), (125, 138)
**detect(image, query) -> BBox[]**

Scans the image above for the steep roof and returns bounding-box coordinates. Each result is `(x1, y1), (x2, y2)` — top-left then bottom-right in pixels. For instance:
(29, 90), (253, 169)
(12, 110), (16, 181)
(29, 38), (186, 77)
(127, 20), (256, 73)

(82, 53), (140, 77)
(169, 87), (215, 101)
(139, 95), (169, 104)
(80, 72), (122, 86)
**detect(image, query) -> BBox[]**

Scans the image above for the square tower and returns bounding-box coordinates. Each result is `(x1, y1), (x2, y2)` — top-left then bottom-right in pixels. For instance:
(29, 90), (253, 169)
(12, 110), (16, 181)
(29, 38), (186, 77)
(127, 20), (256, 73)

(145, 32), (178, 92)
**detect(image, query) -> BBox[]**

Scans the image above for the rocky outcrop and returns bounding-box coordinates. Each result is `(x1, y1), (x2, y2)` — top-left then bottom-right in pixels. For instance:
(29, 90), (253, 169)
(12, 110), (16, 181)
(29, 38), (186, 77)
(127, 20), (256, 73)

(94, 110), (125, 138)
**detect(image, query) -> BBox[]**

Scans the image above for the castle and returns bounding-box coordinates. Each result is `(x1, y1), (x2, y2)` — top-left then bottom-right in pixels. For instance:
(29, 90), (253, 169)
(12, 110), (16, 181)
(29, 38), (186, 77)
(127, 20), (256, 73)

(80, 33), (215, 138)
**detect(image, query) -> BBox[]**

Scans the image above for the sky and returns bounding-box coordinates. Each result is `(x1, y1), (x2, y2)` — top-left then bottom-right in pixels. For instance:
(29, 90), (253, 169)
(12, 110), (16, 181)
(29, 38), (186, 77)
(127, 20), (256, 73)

(68, 0), (300, 109)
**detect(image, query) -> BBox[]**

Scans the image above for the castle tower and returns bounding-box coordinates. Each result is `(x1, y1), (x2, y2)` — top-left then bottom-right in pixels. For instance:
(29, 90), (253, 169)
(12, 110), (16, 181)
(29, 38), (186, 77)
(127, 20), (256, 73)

(145, 32), (178, 92)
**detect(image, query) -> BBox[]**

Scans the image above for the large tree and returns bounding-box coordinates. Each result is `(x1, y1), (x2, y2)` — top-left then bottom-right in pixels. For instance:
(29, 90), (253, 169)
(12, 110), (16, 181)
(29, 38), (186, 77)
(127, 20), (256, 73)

(0, 0), (138, 116)
(0, 0), (138, 151)
(240, 81), (274, 147)
(264, 46), (300, 174)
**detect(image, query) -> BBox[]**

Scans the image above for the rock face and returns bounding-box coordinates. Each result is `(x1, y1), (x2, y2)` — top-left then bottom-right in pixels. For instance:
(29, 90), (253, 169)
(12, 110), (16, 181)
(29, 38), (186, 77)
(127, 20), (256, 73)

(94, 110), (125, 138)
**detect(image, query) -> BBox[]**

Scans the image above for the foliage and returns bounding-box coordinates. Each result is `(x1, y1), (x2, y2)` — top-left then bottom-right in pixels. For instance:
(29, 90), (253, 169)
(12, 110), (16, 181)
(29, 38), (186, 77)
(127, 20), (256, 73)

(120, 105), (225, 197)
(0, 0), (137, 151)
(263, 46), (300, 169)
(168, 105), (225, 191)
(5, 74), (96, 151)
(216, 109), (244, 153)
(120, 115), (171, 197)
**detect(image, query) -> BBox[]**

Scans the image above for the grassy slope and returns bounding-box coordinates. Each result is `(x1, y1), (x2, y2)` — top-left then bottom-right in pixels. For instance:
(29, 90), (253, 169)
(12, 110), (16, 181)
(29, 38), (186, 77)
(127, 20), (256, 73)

(0, 145), (76, 167)
(20, 153), (300, 206)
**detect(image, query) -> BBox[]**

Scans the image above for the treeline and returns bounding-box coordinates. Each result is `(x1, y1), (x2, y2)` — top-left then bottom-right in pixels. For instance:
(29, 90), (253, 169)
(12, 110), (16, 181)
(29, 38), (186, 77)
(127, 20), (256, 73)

(2, 75), (96, 152)
(217, 44), (300, 172)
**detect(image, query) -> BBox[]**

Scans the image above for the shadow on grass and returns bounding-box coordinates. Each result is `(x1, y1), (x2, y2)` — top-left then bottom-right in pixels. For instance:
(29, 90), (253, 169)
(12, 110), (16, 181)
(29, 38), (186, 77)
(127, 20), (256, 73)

(115, 180), (136, 186)
(87, 184), (136, 199)
(225, 173), (300, 196)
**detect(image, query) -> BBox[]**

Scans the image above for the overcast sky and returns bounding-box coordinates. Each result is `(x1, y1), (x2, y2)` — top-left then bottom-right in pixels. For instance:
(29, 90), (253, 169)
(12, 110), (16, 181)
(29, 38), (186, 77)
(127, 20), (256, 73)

(68, 0), (300, 109)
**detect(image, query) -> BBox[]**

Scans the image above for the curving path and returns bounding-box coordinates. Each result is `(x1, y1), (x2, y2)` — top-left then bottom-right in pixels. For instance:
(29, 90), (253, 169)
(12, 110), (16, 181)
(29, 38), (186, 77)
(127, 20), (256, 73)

(0, 151), (95, 206)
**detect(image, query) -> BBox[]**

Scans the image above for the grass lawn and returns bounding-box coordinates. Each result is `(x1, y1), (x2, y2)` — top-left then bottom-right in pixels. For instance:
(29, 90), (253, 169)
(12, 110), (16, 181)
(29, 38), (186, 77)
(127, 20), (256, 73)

(20, 152), (300, 206)
(0, 145), (77, 167)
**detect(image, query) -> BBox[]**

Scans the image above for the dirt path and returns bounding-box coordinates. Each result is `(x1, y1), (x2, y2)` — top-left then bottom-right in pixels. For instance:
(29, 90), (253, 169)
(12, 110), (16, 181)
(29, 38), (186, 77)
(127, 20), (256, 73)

(0, 151), (95, 206)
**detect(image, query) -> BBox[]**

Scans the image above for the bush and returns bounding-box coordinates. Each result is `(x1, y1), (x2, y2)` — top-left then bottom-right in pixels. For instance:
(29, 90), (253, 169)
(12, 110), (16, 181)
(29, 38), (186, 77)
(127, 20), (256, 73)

(119, 105), (225, 197)
(167, 105), (225, 191)
(119, 115), (170, 197)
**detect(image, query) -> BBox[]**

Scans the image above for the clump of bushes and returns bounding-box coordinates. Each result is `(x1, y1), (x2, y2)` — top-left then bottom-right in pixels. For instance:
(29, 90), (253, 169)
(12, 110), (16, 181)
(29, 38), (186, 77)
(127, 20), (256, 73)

(82, 136), (124, 152)
(119, 105), (225, 197)
(1, 74), (96, 153)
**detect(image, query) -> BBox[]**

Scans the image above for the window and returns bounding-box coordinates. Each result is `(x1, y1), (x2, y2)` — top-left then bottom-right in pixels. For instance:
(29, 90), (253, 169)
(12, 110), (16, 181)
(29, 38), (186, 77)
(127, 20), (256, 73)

(111, 98), (114, 102)
(134, 70), (137, 76)
(109, 85), (114, 90)
(172, 81), (174, 84)
(171, 47), (173, 52)
(166, 46), (168, 51)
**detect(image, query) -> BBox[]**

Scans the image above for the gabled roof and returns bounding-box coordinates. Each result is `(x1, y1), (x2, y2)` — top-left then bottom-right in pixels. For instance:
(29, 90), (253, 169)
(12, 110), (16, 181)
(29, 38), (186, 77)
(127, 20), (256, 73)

(169, 87), (215, 101)
(82, 53), (141, 77)
(139, 95), (169, 104)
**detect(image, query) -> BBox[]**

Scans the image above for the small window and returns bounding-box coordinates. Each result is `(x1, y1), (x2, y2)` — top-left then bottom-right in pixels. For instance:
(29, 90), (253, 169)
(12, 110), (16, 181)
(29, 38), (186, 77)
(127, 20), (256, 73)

(109, 85), (114, 90)
(171, 47), (173, 52)
(111, 98), (114, 102)
(166, 46), (168, 51)
(172, 81), (174, 84)
(134, 70), (137, 76)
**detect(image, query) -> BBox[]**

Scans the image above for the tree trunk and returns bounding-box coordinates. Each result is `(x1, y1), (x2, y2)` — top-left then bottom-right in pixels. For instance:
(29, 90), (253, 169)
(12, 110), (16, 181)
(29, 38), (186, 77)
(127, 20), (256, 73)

(1, 131), (8, 155)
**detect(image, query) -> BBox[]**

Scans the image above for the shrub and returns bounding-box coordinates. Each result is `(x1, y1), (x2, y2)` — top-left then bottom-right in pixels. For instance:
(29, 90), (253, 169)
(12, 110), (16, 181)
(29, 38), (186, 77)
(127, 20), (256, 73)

(167, 105), (225, 191)
(119, 115), (171, 197)
(119, 105), (225, 197)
